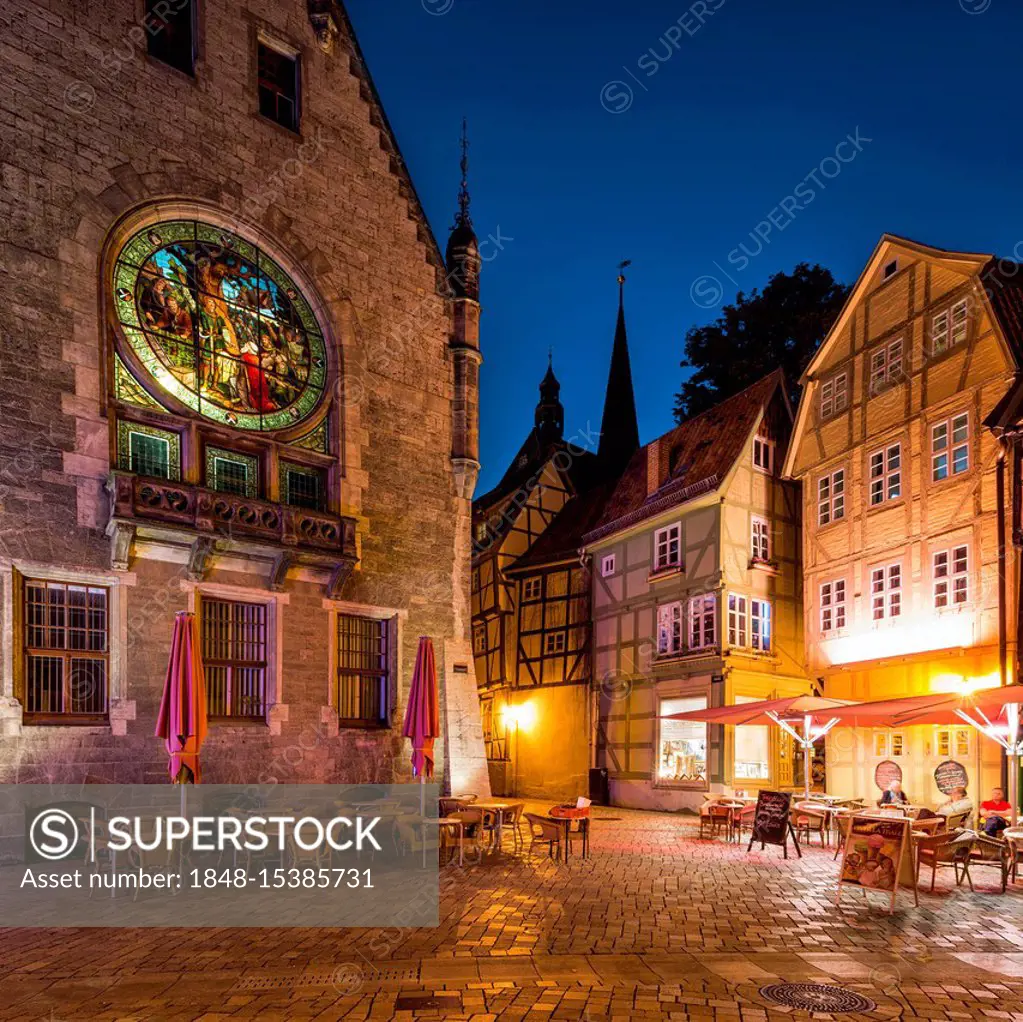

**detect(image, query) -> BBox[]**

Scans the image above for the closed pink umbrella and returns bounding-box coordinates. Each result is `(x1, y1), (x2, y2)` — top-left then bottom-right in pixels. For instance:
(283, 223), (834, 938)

(403, 636), (440, 782)
(155, 611), (208, 784)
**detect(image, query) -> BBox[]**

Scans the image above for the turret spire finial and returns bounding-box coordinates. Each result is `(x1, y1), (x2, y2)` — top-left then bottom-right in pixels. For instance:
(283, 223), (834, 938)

(457, 116), (472, 227)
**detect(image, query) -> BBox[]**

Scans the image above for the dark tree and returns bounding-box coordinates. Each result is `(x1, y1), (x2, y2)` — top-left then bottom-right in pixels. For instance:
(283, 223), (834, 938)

(674, 264), (850, 422)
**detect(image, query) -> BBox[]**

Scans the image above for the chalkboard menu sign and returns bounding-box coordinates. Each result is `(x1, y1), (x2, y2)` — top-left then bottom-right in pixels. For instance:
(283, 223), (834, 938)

(874, 760), (903, 792)
(747, 790), (801, 859)
(934, 760), (968, 795)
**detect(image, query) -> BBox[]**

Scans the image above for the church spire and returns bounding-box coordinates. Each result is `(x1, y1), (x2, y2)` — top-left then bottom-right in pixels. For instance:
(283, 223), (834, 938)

(597, 261), (640, 476)
(445, 117), (480, 301)
(535, 349), (564, 446)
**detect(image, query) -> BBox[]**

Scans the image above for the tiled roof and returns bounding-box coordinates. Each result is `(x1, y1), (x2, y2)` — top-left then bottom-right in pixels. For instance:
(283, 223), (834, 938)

(584, 370), (786, 543)
(983, 257), (1023, 365)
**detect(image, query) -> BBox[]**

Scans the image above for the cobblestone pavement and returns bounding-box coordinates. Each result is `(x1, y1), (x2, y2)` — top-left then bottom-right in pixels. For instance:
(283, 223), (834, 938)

(2, 805), (1023, 1020)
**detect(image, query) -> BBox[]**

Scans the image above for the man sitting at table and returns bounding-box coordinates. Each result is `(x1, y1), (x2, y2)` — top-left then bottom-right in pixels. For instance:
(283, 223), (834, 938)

(914, 786), (972, 825)
(878, 780), (909, 807)
(980, 787), (1012, 837)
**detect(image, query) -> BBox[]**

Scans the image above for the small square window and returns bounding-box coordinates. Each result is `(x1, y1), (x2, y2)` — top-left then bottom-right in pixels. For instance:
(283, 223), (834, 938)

(600, 554), (616, 578)
(146, 0), (196, 76)
(523, 577), (542, 601)
(281, 463), (325, 511)
(206, 447), (258, 498)
(117, 422), (181, 481)
(258, 41), (300, 132)
(883, 259), (898, 280)
(544, 631), (566, 655)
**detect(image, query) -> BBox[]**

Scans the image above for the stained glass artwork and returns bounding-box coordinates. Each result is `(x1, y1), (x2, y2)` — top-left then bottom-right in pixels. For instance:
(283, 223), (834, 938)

(114, 354), (164, 411)
(113, 220), (327, 431)
(290, 420), (329, 453)
(116, 421), (181, 480)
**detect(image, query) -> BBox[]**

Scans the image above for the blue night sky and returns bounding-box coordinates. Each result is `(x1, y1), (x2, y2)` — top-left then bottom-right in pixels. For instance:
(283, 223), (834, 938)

(345, 0), (1023, 492)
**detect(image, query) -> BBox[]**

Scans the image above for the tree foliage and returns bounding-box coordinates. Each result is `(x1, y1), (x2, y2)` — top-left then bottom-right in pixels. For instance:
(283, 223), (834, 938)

(673, 263), (850, 422)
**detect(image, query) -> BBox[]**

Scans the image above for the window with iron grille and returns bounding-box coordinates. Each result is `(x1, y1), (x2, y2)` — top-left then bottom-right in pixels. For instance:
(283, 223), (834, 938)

(117, 422), (181, 481)
(22, 579), (108, 722)
(336, 614), (390, 727)
(146, 0), (196, 76)
(258, 42), (300, 132)
(201, 598), (269, 721)
(206, 447), (258, 498)
(281, 462), (324, 511)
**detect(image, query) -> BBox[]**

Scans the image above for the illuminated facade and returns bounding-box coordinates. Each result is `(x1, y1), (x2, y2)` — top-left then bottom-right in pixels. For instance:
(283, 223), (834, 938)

(586, 371), (810, 811)
(783, 235), (1023, 804)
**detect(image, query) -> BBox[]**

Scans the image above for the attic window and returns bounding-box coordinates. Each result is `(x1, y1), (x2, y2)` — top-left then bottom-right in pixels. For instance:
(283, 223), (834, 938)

(752, 436), (774, 475)
(668, 445), (684, 475)
(883, 259), (898, 280)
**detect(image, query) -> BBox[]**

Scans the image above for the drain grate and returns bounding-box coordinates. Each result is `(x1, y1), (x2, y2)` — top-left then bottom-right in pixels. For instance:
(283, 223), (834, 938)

(759, 983), (876, 1013)
(236, 961), (419, 991)
(394, 992), (463, 1012)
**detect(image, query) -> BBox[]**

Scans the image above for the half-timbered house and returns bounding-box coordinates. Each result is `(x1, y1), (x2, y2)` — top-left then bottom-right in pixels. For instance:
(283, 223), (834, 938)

(783, 235), (1023, 805)
(584, 371), (810, 811)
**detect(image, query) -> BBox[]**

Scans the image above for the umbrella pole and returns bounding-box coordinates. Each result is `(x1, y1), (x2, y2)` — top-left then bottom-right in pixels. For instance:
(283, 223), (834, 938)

(803, 715), (812, 801)
(1009, 704), (1020, 828)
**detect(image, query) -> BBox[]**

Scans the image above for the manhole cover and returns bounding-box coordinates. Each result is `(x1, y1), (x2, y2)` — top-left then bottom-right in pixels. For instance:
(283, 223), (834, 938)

(759, 983), (876, 1013)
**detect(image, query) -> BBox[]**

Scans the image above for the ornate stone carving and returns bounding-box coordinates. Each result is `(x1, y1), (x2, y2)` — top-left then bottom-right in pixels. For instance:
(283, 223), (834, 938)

(269, 552), (295, 592)
(308, 0), (340, 53)
(451, 457), (481, 500)
(106, 520), (136, 571)
(187, 536), (217, 581)
(327, 559), (356, 599)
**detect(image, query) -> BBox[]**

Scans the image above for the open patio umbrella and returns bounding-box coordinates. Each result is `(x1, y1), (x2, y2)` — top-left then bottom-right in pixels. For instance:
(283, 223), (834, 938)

(402, 636), (440, 803)
(155, 611), (208, 791)
(826, 684), (1023, 825)
(665, 695), (857, 800)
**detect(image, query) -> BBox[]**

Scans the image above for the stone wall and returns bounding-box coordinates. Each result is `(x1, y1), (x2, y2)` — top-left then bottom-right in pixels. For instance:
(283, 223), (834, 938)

(0, 0), (489, 791)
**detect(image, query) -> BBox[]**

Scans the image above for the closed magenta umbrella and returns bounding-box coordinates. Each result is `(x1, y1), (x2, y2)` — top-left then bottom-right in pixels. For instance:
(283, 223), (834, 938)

(403, 636), (440, 784)
(155, 611), (208, 785)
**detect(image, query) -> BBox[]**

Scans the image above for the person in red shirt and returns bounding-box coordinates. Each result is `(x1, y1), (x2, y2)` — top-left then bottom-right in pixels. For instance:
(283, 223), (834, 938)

(980, 787), (1012, 836)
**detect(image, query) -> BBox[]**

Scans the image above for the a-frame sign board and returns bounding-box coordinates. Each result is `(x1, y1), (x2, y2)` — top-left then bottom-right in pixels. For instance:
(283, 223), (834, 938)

(747, 790), (801, 859)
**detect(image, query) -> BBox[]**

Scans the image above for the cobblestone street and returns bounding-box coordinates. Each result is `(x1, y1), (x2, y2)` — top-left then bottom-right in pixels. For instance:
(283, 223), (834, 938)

(2, 806), (1023, 1020)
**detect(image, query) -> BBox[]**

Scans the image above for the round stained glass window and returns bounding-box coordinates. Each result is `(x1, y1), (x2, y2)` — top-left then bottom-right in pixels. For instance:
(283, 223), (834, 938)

(112, 219), (327, 431)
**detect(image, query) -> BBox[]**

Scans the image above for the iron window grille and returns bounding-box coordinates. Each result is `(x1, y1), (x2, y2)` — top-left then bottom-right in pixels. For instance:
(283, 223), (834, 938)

(336, 613), (390, 727)
(281, 462), (325, 510)
(22, 579), (109, 722)
(206, 447), (259, 498)
(201, 598), (269, 721)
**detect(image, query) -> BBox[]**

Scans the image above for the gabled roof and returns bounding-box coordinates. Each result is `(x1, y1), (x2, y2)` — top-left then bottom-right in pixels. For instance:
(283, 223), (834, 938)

(782, 234), (1023, 476)
(506, 482), (616, 573)
(584, 370), (787, 544)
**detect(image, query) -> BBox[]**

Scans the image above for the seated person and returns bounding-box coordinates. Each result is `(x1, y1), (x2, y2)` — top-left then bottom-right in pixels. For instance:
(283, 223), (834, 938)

(915, 786), (972, 825)
(980, 787), (1012, 837)
(878, 779), (909, 807)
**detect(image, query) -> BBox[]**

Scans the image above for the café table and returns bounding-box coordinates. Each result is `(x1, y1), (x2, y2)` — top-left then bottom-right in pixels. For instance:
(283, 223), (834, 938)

(543, 812), (590, 863)
(1004, 827), (1023, 884)
(471, 800), (516, 854)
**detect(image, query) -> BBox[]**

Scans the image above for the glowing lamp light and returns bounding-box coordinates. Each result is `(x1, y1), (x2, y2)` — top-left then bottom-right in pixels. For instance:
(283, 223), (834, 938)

(502, 702), (537, 731)
(930, 672), (1000, 696)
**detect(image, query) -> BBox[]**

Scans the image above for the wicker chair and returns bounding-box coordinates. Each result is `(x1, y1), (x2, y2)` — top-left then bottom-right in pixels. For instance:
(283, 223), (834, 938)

(914, 830), (973, 895)
(943, 809), (973, 833)
(498, 802), (527, 852)
(962, 834), (1011, 893)
(447, 807), (486, 863)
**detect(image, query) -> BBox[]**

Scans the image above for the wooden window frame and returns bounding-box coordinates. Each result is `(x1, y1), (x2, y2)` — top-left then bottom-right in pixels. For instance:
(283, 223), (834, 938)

(653, 523), (682, 573)
(336, 612), (391, 729)
(870, 562), (902, 621)
(200, 595), (270, 722)
(752, 436), (774, 474)
(933, 544), (969, 609)
(931, 412), (969, 482)
(868, 442), (902, 507)
(657, 601), (683, 656)
(817, 468), (845, 527)
(257, 36), (301, 133)
(750, 515), (770, 562)
(869, 338), (903, 395)
(18, 576), (110, 725)
(819, 371), (848, 420)
(523, 577), (542, 602)
(688, 594), (716, 651)
(750, 599), (771, 652)
(819, 579), (846, 634)
(600, 553), (616, 578)
(145, 0), (197, 77)
(727, 594), (748, 649)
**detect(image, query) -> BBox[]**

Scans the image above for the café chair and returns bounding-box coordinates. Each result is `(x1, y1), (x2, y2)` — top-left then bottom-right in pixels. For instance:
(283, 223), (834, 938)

(699, 803), (733, 841)
(943, 809), (972, 833)
(524, 812), (566, 860)
(962, 834), (1011, 893)
(914, 830), (973, 894)
(791, 803), (828, 847)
